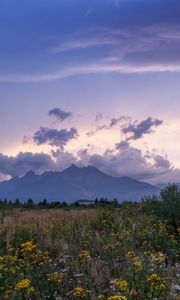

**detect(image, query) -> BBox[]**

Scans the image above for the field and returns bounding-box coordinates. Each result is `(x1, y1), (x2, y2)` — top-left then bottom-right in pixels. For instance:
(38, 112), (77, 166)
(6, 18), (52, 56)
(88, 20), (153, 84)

(0, 191), (180, 299)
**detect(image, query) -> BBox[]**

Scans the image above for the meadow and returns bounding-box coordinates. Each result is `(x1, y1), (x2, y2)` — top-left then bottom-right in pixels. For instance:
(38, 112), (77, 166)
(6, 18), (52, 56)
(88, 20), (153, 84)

(0, 184), (179, 300)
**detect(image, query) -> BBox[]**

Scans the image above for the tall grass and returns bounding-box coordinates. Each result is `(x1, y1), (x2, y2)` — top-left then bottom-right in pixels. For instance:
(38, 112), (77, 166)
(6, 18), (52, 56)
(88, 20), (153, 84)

(0, 203), (179, 299)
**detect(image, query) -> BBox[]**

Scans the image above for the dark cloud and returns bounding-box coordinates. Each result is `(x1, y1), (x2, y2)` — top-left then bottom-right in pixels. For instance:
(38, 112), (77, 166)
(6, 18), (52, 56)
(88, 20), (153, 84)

(153, 155), (171, 169)
(33, 127), (78, 148)
(0, 151), (77, 178)
(122, 117), (163, 140)
(87, 115), (129, 137)
(115, 140), (129, 150)
(110, 118), (122, 128)
(95, 113), (103, 122)
(0, 152), (55, 177)
(110, 116), (129, 128)
(48, 108), (72, 121)
(87, 125), (108, 137)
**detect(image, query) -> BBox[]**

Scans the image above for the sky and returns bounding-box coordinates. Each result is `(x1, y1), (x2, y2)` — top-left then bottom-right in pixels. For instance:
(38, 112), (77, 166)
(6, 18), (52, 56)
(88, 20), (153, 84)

(0, 0), (180, 184)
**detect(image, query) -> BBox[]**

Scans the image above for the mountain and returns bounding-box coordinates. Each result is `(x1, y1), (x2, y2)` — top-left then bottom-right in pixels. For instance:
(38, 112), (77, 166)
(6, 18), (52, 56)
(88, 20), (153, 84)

(0, 165), (160, 202)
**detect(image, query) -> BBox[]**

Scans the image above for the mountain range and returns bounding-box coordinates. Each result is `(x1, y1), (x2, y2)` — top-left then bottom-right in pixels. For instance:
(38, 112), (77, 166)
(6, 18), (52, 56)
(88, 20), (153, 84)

(0, 165), (160, 202)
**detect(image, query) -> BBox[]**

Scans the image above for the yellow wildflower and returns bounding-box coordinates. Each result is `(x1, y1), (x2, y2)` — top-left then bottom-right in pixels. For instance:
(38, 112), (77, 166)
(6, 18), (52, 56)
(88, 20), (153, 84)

(48, 272), (64, 282)
(126, 251), (135, 258)
(15, 278), (31, 291)
(73, 287), (87, 297)
(79, 250), (90, 258)
(133, 256), (142, 270)
(147, 273), (166, 291)
(21, 241), (36, 252)
(116, 278), (128, 291)
(107, 296), (127, 300)
(152, 252), (166, 263)
(158, 283), (166, 291)
(147, 273), (161, 283)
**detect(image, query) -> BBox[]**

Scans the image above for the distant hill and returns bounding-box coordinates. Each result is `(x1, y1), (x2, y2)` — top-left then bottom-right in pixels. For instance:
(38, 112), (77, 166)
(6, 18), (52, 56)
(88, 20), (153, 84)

(0, 165), (160, 202)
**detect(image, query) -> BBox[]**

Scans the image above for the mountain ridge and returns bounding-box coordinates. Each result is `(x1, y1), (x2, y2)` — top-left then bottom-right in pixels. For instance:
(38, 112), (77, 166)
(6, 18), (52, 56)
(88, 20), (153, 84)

(0, 165), (160, 202)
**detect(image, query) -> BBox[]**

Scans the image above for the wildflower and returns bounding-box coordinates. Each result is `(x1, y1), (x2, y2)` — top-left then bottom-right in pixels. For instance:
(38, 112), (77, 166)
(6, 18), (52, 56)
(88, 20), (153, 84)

(147, 274), (166, 291)
(15, 278), (31, 291)
(159, 221), (166, 233)
(116, 278), (128, 291)
(169, 234), (177, 243)
(133, 256), (142, 270)
(32, 249), (51, 265)
(9, 267), (16, 274)
(79, 250), (90, 258)
(147, 273), (161, 283)
(73, 287), (87, 297)
(139, 229), (148, 238)
(48, 272), (64, 282)
(107, 296), (127, 300)
(158, 283), (166, 291)
(143, 251), (151, 257)
(21, 241), (36, 252)
(152, 252), (166, 263)
(126, 251), (135, 258)
(111, 241), (121, 250)
(0, 263), (6, 270)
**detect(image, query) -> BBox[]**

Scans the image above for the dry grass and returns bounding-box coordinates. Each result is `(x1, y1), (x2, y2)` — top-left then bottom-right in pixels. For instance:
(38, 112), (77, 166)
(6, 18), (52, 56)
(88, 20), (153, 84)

(1, 208), (95, 227)
(0, 206), (179, 299)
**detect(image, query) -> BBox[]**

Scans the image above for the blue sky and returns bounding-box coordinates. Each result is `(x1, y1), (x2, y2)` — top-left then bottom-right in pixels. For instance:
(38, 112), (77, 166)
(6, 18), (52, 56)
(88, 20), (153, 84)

(0, 0), (180, 183)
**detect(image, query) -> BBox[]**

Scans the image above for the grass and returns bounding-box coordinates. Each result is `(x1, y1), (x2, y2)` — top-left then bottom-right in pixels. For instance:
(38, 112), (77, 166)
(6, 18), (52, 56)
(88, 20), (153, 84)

(0, 201), (179, 299)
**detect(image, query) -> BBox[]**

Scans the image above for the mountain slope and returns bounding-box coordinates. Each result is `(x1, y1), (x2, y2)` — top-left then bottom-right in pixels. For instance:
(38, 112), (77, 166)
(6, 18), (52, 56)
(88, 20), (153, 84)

(0, 165), (160, 202)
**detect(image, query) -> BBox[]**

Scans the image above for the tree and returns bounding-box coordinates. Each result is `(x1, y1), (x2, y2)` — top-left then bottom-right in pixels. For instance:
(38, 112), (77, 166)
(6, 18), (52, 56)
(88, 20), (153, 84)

(27, 198), (34, 208)
(160, 183), (180, 236)
(15, 198), (20, 207)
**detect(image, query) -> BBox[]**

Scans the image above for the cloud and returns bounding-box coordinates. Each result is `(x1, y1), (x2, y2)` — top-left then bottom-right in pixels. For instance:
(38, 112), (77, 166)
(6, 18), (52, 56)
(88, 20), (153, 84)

(122, 117), (163, 140)
(33, 127), (78, 148)
(87, 125), (108, 137)
(48, 108), (72, 121)
(51, 149), (77, 169)
(48, 33), (117, 54)
(2, 59), (180, 83)
(2, 24), (180, 83)
(2, 0), (180, 84)
(0, 152), (56, 177)
(76, 141), (174, 183)
(0, 142), (177, 184)
(86, 115), (130, 137)
(95, 113), (103, 122)
(49, 25), (180, 64)
(110, 116), (129, 128)
(153, 155), (171, 169)
(0, 150), (77, 178)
